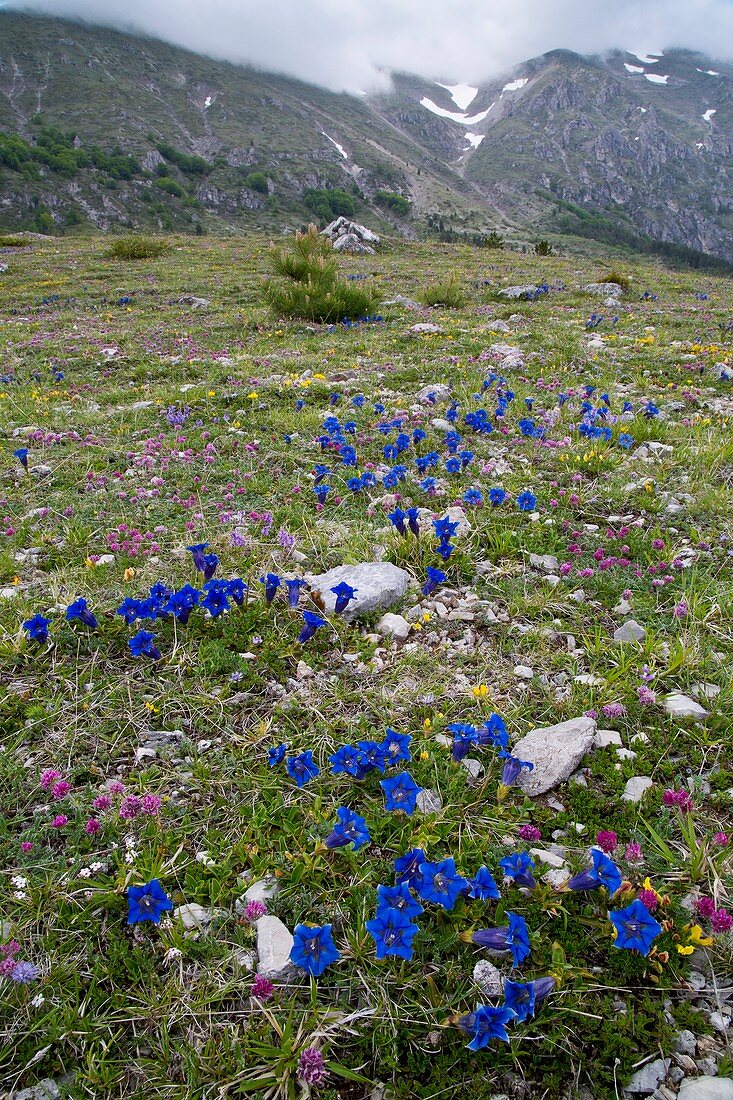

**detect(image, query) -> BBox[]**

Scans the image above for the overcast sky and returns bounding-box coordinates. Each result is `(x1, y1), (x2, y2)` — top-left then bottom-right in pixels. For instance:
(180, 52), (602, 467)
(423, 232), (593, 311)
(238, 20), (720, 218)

(10, 0), (733, 92)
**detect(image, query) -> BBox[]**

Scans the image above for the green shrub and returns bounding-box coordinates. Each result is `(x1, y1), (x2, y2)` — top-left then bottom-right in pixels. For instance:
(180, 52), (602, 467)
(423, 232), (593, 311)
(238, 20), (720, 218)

(0, 235), (27, 247)
(419, 277), (466, 308)
(106, 235), (169, 260)
(303, 187), (355, 222)
(244, 172), (269, 195)
(375, 190), (411, 216)
(156, 142), (211, 175)
(535, 239), (553, 255)
(155, 177), (185, 197)
(264, 225), (378, 321)
(484, 230), (505, 249)
(600, 269), (631, 291)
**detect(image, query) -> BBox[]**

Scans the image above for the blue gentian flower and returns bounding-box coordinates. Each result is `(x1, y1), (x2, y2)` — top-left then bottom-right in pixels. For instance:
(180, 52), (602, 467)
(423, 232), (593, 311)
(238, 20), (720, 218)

(435, 540), (454, 561)
(447, 722), (479, 762)
(164, 584), (200, 624)
(329, 744), (362, 776)
(499, 852), (537, 889)
(186, 542), (209, 573)
(463, 488), (483, 506)
(405, 507), (421, 536)
(202, 553), (219, 581)
(148, 582), (173, 608)
(504, 976), (556, 1022)
(261, 573), (281, 604)
(381, 728), (411, 765)
(445, 431), (461, 454)
(422, 566), (446, 596)
(128, 630), (161, 660)
(394, 848), (427, 888)
(356, 739), (388, 776)
(352, 394), (366, 408)
(489, 487), (506, 507)
(365, 907), (419, 961)
(396, 432), (411, 452)
(346, 476), (364, 493)
(65, 598), (98, 629)
(116, 597), (144, 625)
(331, 582), (357, 614)
(13, 447), (29, 469)
(313, 484), (330, 503)
(361, 471), (377, 488)
(340, 444), (357, 467)
(225, 578), (248, 606)
(380, 772), (421, 815)
(500, 753), (534, 787)
(298, 610), (326, 644)
(460, 450), (474, 469)
(376, 883), (424, 921)
(325, 806), (371, 850)
(515, 490), (536, 512)
(457, 1004), (516, 1050)
(433, 517), (459, 541)
(415, 858), (469, 910)
(201, 581), (230, 618)
(127, 879), (173, 924)
(445, 456), (462, 474)
(468, 866), (501, 900)
(617, 433), (634, 449)
(413, 428), (427, 445)
(446, 402), (459, 422)
(374, 402), (386, 414)
(644, 403), (660, 418)
(285, 578), (307, 608)
(290, 924), (340, 977)
(268, 743), (288, 767)
(477, 713), (509, 750)
(383, 443), (399, 463)
(567, 849), (622, 895)
(464, 912), (531, 966)
(285, 750), (320, 787)
(313, 464), (330, 485)
(419, 476), (437, 492)
(23, 613), (51, 642)
(609, 899), (662, 956)
(328, 392), (341, 406)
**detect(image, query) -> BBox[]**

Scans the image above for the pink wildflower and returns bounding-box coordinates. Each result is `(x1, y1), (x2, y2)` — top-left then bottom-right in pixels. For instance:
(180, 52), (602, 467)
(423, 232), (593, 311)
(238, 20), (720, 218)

(51, 815), (68, 828)
(710, 909), (733, 934)
(596, 830), (618, 854)
(244, 899), (267, 921)
(40, 769), (62, 790)
(518, 824), (541, 842)
(141, 794), (162, 815)
(85, 818), (101, 835)
(250, 974), (274, 1001)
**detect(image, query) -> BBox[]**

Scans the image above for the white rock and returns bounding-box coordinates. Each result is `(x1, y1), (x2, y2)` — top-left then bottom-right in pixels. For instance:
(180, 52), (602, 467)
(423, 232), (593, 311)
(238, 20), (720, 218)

(678, 1079), (733, 1100)
(256, 915), (294, 979)
(622, 776), (654, 803)
(441, 505), (471, 537)
(529, 553), (560, 572)
(530, 848), (566, 868)
(306, 562), (411, 621)
(473, 959), (504, 995)
(514, 665), (534, 680)
(461, 757), (484, 781)
(513, 717), (596, 796)
(376, 612), (411, 641)
(614, 619), (646, 642)
(11, 1081), (61, 1100)
(416, 382), (451, 402)
(416, 788), (443, 814)
(243, 878), (280, 904)
(174, 903), (220, 929)
(410, 324), (444, 337)
(594, 729), (623, 749)
(624, 1057), (669, 1094)
(663, 693), (709, 719)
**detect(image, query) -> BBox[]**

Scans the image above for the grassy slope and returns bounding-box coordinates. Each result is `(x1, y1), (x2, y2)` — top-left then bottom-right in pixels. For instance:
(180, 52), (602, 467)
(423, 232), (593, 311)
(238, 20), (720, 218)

(0, 234), (732, 1099)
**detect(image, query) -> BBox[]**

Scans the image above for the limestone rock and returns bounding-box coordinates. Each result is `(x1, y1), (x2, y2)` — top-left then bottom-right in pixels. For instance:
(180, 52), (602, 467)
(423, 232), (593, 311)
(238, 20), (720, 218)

(622, 776), (654, 803)
(416, 382), (452, 404)
(663, 693), (709, 719)
(473, 959), (503, 996)
(498, 285), (539, 299)
(306, 562), (411, 621)
(513, 717), (596, 796)
(677, 1080), (733, 1100)
(584, 282), (624, 297)
(11, 1082), (60, 1100)
(614, 620), (646, 643)
(256, 915), (294, 979)
(624, 1058), (669, 1094)
(416, 788), (443, 814)
(376, 612), (411, 641)
(174, 903), (224, 930)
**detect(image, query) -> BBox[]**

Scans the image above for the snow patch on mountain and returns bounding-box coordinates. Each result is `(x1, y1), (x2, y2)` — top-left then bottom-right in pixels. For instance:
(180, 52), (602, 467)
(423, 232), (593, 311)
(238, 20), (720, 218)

(321, 131), (348, 159)
(645, 73), (669, 85)
(697, 69), (720, 76)
(624, 64), (644, 74)
(702, 108), (717, 122)
(465, 132), (484, 149)
(630, 50), (662, 64)
(204, 95), (212, 108)
(435, 82), (478, 111)
(420, 97), (493, 125)
(502, 77), (529, 93)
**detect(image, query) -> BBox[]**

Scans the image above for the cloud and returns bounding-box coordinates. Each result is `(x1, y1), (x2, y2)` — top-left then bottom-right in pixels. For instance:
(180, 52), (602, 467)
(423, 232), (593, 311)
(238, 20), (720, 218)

(11, 0), (733, 92)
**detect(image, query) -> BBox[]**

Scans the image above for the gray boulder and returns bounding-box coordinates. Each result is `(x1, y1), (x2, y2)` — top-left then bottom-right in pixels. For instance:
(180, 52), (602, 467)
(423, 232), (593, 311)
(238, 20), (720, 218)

(306, 562), (411, 621)
(513, 717), (596, 795)
(624, 1058), (669, 1094)
(416, 382), (451, 402)
(622, 776), (654, 803)
(321, 216), (379, 245)
(498, 285), (538, 299)
(11, 1083), (60, 1100)
(614, 620), (646, 643)
(584, 282), (624, 297)
(333, 233), (374, 254)
(663, 693), (709, 719)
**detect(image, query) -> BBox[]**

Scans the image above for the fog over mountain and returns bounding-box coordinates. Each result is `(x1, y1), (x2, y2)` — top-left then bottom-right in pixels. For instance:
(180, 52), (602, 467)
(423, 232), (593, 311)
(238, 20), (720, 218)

(9, 0), (733, 91)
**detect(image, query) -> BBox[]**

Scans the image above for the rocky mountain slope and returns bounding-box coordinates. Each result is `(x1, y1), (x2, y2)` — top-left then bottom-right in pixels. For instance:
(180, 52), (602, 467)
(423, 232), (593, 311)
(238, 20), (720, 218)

(1, 13), (731, 262)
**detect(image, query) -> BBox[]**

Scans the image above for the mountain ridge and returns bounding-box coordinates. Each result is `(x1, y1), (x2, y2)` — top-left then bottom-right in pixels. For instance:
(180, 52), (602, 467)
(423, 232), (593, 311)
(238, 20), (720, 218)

(1, 12), (731, 264)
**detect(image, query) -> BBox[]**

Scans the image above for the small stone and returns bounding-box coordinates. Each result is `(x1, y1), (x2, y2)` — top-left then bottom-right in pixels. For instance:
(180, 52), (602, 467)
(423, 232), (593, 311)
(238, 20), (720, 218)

(674, 1030), (697, 1057)
(614, 619), (646, 643)
(696, 1061), (719, 1079)
(624, 1058), (670, 1094)
(410, 324), (444, 336)
(663, 693), (709, 719)
(461, 757), (484, 782)
(174, 903), (220, 929)
(543, 867), (570, 889)
(376, 612), (411, 640)
(11, 1082), (60, 1100)
(514, 665), (534, 680)
(688, 970), (707, 991)
(530, 848), (566, 868)
(594, 729), (623, 749)
(256, 915), (295, 980)
(416, 788), (443, 814)
(512, 716), (596, 796)
(622, 776), (654, 803)
(243, 878), (279, 905)
(306, 562), (411, 621)
(674, 1055), (698, 1074)
(472, 959), (503, 996)
(709, 1011), (729, 1033)
(529, 553), (560, 572)
(231, 948), (257, 972)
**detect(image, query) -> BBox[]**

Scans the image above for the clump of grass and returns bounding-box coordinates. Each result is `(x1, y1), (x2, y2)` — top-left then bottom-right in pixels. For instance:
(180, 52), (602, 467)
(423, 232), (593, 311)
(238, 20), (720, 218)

(419, 277), (466, 308)
(600, 269), (631, 291)
(0, 234), (28, 247)
(264, 225), (378, 321)
(106, 235), (169, 260)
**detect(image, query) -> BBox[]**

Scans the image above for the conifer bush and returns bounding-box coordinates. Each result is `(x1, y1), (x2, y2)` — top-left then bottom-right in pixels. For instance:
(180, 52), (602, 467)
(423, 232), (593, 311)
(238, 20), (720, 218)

(264, 225), (378, 322)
